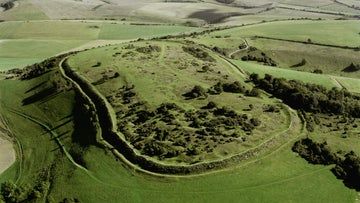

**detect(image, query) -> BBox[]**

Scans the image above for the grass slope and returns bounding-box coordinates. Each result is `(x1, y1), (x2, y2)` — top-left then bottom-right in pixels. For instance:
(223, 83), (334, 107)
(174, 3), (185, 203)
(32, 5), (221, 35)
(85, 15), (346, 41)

(0, 73), (355, 202)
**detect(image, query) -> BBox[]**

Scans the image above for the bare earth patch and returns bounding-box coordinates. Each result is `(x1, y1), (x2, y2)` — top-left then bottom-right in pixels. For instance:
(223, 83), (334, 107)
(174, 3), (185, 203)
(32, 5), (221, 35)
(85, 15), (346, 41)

(0, 121), (15, 174)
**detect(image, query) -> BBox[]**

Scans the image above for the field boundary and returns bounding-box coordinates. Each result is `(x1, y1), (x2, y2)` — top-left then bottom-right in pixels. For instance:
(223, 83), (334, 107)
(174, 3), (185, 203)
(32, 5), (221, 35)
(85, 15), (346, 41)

(254, 35), (360, 50)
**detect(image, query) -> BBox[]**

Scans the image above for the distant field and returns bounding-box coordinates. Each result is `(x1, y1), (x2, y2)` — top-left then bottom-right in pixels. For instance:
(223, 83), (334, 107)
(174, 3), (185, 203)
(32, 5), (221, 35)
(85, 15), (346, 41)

(232, 60), (341, 88)
(0, 21), (203, 70)
(0, 39), (88, 70)
(209, 20), (360, 47)
(98, 23), (203, 40)
(239, 38), (360, 78)
(0, 0), (49, 21)
(221, 8), (341, 25)
(231, 60), (360, 94)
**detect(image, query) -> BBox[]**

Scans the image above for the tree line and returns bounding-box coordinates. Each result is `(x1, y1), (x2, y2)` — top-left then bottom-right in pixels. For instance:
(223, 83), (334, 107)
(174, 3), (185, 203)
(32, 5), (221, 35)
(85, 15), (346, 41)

(293, 138), (359, 191)
(249, 73), (360, 118)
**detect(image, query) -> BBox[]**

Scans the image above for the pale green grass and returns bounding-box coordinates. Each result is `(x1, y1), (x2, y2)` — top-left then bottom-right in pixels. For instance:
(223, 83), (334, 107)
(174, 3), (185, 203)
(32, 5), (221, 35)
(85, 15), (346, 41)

(212, 20), (360, 47)
(0, 21), (101, 40)
(334, 76), (360, 93)
(0, 40), (89, 70)
(0, 0), (49, 21)
(0, 21), (204, 69)
(232, 60), (341, 89)
(242, 38), (360, 78)
(98, 23), (204, 40)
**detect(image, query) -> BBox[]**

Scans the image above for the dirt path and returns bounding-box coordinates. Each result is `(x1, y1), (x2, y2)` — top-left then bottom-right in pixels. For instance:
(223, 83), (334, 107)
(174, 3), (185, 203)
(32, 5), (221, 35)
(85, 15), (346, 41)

(228, 39), (249, 58)
(0, 119), (16, 175)
(331, 76), (347, 90)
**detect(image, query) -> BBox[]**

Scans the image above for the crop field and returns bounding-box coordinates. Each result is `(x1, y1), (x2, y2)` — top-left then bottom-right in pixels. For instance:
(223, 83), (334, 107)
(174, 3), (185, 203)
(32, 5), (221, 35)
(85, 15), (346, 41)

(0, 1), (359, 202)
(197, 20), (360, 47)
(0, 21), (204, 70)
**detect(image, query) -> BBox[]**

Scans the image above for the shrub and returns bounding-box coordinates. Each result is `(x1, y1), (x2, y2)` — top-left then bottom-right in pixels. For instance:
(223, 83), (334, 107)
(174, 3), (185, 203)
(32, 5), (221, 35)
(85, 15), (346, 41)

(202, 101), (217, 109)
(313, 69), (323, 74)
(292, 138), (339, 165)
(222, 81), (245, 93)
(342, 63), (360, 72)
(182, 46), (215, 62)
(183, 85), (208, 99)
(246, 88), (261, 97)
(136, 45), (161, 54)
(92, 62), (101, 67)
(291, 59), (307, 67)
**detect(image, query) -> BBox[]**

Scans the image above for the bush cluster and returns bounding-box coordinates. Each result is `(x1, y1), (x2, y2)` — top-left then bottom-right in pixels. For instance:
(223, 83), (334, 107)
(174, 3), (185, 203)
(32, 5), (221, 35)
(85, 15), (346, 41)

(182, 46), (215, 62)
(250, 73), (360, 118)
(183, 85), (208, 99)
(208, 81), (246, 94)
(342, 63), (360, 72)
(241, 54), (277, 66)
(135, 45), (161, 54)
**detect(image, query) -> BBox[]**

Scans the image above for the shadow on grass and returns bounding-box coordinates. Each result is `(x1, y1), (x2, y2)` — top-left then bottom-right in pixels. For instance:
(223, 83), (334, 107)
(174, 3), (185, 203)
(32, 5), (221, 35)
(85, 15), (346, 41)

(25, 81), (47, 93)
(22, 86), (59, 105)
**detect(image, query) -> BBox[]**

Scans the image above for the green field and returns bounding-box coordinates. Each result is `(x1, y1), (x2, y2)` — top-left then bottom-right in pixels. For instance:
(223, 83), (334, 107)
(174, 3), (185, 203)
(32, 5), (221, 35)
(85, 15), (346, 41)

(0, 21), (204, 70)
(197, 20), (360, 47)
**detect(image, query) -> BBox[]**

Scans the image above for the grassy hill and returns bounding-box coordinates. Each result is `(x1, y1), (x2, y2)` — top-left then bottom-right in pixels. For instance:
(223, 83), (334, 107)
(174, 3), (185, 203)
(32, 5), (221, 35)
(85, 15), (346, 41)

(0, 1), (359, 202)
(0, 37), (358, 201)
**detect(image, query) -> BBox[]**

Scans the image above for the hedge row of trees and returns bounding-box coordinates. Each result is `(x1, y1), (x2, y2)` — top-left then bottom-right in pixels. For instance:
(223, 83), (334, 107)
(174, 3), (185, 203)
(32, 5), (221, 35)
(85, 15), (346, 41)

(1, 165), (54, 202)
(182, 46), (215, 62)
(7, 52), (75, 80)
(136, 45), (161, 54)
(241, 54), (277, 67)
(292, 138), (359, 191)
(250, 73), (360, 117)
(183, 81), (260, 100)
